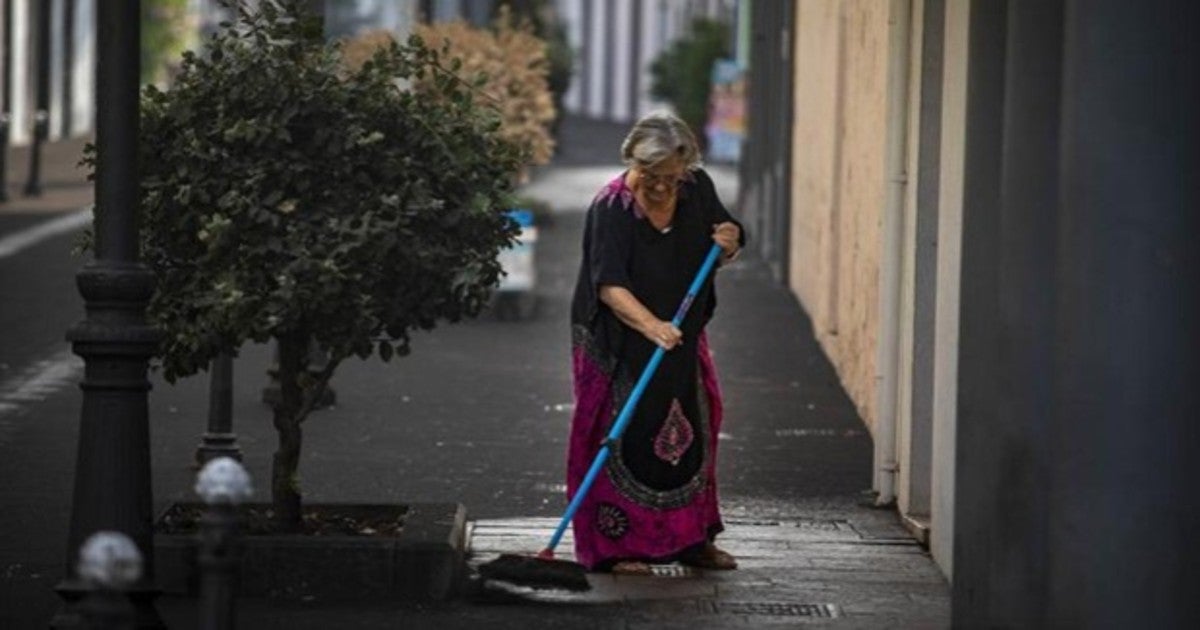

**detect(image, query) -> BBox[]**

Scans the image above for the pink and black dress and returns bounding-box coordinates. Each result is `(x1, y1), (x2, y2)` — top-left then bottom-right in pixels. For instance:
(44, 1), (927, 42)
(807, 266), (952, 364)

(567, 168), (745, 570)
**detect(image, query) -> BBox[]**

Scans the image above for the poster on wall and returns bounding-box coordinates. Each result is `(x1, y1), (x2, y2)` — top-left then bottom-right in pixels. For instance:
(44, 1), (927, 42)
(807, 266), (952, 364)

(705, 59), (746, 164)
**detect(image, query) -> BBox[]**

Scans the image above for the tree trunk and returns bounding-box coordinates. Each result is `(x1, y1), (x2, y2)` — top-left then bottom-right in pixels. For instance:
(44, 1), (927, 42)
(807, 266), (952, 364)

(271, 331), (307, 532)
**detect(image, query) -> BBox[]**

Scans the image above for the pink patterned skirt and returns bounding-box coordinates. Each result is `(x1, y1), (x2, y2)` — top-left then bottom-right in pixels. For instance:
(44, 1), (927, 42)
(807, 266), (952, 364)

(566, 326), (725, 570)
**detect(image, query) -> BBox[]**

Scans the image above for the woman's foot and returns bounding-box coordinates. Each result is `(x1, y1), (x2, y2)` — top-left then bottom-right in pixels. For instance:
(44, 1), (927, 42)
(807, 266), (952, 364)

(610, 560), (654, 576)
(679, 542), (738, 570)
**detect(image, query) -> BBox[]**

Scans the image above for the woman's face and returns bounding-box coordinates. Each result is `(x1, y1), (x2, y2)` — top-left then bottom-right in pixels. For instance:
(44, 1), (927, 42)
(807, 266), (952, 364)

(634, 155), (687, 209)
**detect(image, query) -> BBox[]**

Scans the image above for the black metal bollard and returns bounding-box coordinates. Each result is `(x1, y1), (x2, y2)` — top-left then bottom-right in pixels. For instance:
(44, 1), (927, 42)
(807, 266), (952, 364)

(195, 352), (243, 466)
(76, 532), (142, 630)
(195, 457), (253, 630)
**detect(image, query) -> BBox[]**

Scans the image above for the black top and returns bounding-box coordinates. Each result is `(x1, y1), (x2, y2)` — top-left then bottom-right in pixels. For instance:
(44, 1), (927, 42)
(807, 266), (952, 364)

(571, 168), (745, 345)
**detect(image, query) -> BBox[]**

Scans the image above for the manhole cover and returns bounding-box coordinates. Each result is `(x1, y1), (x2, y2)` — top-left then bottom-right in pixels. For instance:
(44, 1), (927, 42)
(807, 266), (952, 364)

(699, 600), (840, 618)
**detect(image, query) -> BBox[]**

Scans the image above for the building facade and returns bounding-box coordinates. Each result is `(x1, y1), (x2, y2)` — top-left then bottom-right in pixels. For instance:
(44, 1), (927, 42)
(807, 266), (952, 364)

(554, 0), (739, 124)
(765, 0), (1197, 626)
(2, 0), (96, 147)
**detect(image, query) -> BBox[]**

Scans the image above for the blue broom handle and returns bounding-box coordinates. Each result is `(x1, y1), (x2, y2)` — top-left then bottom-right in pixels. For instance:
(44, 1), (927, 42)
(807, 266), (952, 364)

(546, 244), (724, 553)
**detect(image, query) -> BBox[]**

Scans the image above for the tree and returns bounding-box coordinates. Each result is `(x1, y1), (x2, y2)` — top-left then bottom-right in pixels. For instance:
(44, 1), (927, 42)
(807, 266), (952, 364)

(649, 17), (731, 151)
(413, 7), (557, 169)
(489, 0), (573, 136)
(142, 0), (193, 85)
(87, 0), (525, 531)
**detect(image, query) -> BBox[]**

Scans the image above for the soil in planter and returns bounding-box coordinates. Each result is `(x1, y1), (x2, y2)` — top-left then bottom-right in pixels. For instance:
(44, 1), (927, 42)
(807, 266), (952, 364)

(157, 504), (408, 537)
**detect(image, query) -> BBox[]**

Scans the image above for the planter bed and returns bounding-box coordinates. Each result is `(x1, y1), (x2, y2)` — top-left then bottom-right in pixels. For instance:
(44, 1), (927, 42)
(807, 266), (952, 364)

(155, 502), (467, 602)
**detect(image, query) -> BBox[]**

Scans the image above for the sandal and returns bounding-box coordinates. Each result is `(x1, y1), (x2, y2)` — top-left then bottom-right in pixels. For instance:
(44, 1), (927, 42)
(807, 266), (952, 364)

(679, 542), (738, 570)
(610, 560), (654, 576)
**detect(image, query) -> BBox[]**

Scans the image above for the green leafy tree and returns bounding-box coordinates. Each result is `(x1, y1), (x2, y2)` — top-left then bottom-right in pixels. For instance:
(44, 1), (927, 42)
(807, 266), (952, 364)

(649, 17), (731, 150)
(142, 0), (192, 85)
(90, 0), (524, 530)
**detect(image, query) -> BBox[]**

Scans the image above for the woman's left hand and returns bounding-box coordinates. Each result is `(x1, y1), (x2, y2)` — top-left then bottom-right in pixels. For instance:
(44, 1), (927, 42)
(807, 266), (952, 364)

(712, 222), (741, 258)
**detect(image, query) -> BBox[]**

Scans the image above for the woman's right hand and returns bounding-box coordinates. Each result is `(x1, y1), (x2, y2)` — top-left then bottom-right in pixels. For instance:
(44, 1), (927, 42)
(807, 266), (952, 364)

(597, 285), (683, 350)
(645, 320), (683, 350)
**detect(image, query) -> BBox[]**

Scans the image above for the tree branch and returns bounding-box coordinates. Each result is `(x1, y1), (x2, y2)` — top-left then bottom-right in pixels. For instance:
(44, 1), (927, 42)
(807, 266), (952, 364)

(295, 352), (344, 424)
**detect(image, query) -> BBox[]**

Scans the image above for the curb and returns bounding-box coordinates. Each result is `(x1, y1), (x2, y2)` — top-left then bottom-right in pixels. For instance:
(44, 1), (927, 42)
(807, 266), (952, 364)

(155, 502), (468, 602)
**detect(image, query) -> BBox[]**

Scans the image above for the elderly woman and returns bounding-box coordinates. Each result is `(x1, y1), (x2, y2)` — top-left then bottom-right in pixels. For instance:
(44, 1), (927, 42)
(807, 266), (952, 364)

(567, 112), (745, 575)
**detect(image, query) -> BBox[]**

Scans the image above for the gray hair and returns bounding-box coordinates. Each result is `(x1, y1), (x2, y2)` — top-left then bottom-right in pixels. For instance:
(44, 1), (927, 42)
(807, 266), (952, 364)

(620, 111), (701, 169)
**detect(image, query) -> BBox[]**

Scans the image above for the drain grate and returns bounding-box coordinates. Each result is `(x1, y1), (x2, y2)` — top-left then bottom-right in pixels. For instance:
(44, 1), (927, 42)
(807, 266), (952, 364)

(790, 519), (847, 532)
(698, 600), (840, 618)
(725, 518), (783, 527)
(726, 517), (848, 531)
(775, 428), (865, 438)
(648, 565), (697, 578)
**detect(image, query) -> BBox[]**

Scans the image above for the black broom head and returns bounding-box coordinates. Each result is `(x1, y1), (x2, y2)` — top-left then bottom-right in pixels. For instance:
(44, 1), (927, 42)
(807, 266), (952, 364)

(478, 553), (591, 592)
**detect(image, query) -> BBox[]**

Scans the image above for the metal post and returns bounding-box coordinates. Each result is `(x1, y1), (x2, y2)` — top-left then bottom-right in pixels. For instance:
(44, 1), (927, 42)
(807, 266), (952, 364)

(196, 352), (243, 465)
(52, 1), (164, 628)
(23, 0), (49, 196)
(195, 458), (253, 630)
(77, 532), (142, 630)
(78, 590), (135, 630)
(1, 0), (13, 202)
(63, 0), (75, 137)
(197, 505), (239, 630)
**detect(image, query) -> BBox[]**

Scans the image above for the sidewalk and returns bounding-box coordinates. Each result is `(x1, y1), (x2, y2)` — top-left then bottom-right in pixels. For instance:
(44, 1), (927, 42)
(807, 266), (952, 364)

(0, 137), (93, 216)
(465, 119), (949, 627)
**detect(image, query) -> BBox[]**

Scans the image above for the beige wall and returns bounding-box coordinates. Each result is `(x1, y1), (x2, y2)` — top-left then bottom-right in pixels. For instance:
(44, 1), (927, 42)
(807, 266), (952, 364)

(789, 0), (893, 433)
(789, 0), (838, 324)
(788, 0), (963, 582)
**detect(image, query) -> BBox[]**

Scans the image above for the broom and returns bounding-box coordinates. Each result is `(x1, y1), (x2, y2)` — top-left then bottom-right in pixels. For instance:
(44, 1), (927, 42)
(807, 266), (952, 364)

(479, 244), (724, 591)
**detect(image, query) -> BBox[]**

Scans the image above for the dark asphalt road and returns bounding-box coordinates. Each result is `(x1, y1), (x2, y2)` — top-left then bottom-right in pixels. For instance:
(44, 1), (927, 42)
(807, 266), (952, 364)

(0, 214), (87, 381)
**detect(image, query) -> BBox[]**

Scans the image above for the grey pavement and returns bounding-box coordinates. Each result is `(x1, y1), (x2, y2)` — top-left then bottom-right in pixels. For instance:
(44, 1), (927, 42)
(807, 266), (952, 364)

(0, 116), (949, 628)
